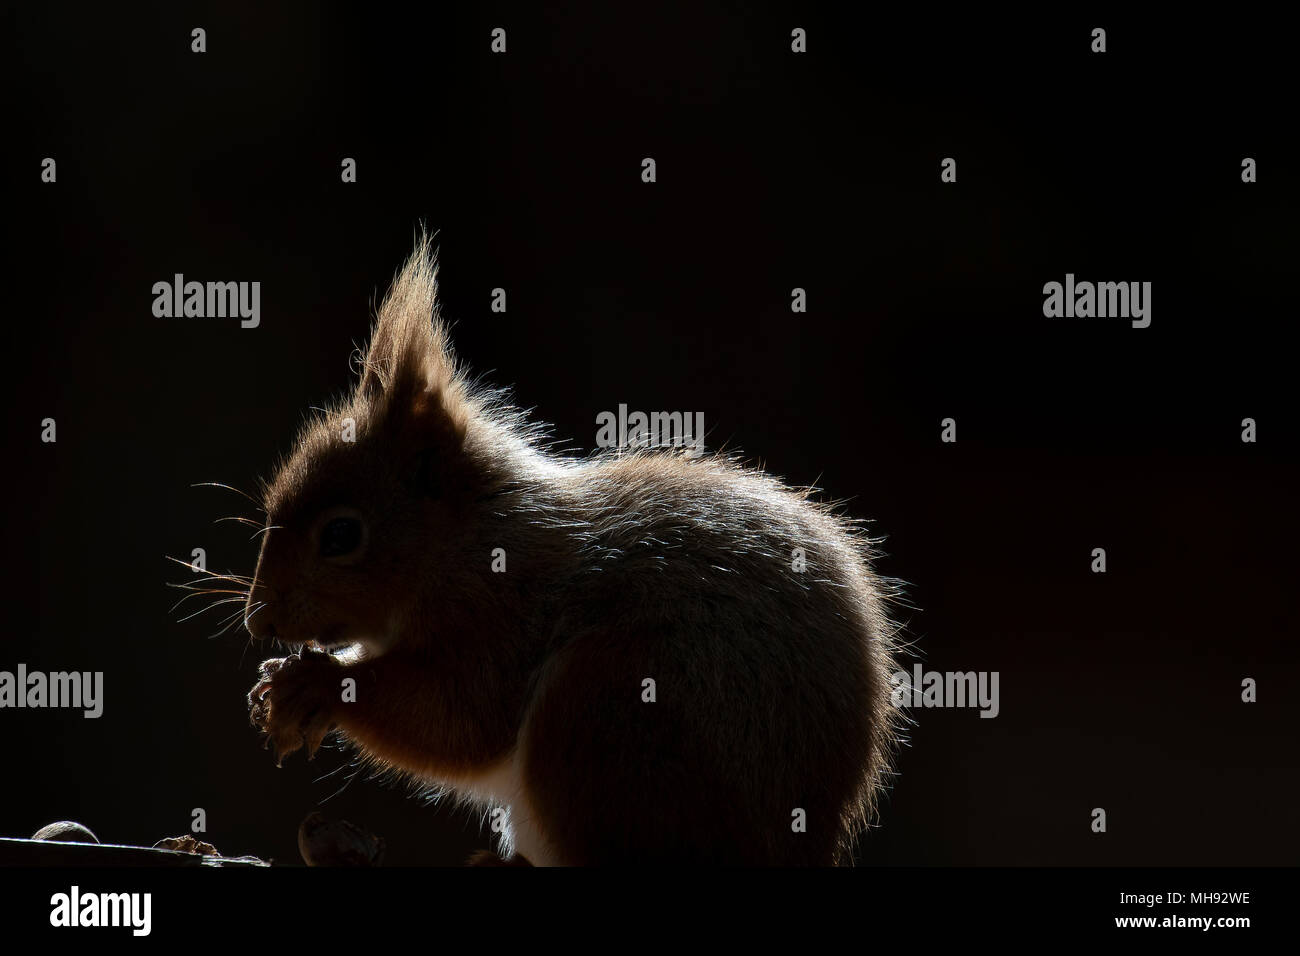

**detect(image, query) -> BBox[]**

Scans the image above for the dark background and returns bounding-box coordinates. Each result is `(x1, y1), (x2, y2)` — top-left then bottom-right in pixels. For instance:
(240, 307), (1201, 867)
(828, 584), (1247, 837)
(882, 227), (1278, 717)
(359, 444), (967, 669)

(4, 4), (1296, 866)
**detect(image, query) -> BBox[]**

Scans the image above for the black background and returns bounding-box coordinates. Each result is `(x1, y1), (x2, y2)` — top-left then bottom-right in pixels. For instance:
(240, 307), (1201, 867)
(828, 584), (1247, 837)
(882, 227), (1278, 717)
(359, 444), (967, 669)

(5, 4), (1296, 867)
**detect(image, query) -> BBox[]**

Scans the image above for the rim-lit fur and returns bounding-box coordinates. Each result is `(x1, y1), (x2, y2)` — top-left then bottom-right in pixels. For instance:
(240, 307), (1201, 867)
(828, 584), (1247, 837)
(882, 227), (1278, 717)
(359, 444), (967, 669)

(248, 233), (903, 864)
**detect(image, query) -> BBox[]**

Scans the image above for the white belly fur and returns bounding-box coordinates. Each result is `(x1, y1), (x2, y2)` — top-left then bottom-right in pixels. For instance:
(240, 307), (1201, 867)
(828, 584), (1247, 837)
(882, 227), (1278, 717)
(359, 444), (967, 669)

(436, 754), (559, 866)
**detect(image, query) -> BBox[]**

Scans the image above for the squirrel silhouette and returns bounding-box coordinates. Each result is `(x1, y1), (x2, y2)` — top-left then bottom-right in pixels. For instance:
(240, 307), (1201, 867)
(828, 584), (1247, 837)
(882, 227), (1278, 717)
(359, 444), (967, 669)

(245, 233), (902, 865)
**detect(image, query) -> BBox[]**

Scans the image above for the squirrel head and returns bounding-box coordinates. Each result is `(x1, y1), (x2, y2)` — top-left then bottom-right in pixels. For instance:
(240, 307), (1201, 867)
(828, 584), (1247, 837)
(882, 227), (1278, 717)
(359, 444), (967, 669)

(244, 235), (496, 656)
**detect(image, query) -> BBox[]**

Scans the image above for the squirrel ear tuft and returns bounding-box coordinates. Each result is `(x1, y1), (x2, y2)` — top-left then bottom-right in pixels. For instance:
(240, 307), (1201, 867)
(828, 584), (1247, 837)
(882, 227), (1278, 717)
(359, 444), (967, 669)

(358, 231), (468, 444)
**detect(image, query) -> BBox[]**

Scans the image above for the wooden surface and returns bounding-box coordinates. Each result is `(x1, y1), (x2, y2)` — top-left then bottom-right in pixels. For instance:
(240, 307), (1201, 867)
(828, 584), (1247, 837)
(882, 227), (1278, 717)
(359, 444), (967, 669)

(0, 837), (269, 867)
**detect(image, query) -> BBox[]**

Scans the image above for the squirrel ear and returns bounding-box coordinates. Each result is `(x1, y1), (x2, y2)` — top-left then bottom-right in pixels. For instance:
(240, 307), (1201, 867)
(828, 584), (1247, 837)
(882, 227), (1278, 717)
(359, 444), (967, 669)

(357, 234), (469, 446)
(359, 233), (445, 399)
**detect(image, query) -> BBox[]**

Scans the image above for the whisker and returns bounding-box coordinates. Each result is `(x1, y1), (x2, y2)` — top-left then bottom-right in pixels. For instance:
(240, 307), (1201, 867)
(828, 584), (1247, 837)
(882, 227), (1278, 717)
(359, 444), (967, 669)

(192, 481), (265, 511)
(238, 626), (259, 665)
(208, 606), (253, 641)
(214, 516), (264, 530)
(168, 589), (247, 613)
(168, 585), (248, 597)
(164, 554), (253, 585)
(177, 597), (246, 624)
(215, 603), (250, 627)
(167, 576), (250, 590)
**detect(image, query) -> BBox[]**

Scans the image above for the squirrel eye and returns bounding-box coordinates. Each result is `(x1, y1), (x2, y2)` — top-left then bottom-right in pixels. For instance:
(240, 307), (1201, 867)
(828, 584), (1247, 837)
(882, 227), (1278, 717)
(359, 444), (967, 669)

(320, 516), (363, 558)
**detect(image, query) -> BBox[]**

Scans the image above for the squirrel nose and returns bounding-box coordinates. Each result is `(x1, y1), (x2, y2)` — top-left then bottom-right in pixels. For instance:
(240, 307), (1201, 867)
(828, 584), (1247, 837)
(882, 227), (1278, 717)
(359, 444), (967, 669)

(244, 589), (278, 641)
(245, 609), (278, 642)
(245, 570), (280, 640)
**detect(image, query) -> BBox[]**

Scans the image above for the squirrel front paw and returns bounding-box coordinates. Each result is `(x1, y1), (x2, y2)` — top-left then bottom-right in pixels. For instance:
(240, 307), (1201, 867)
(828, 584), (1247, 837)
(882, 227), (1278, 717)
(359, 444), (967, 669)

(247, 649), (342, 764)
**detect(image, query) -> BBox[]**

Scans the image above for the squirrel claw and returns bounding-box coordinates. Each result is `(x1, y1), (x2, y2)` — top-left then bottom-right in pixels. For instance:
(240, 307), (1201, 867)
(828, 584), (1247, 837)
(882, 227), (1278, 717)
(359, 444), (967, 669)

(247, 653), (340, 766)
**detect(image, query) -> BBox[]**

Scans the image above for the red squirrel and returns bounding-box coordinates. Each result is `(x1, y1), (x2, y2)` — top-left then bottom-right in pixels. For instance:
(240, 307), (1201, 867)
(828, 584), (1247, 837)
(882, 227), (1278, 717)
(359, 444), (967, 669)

(244, 235), (902, 865)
